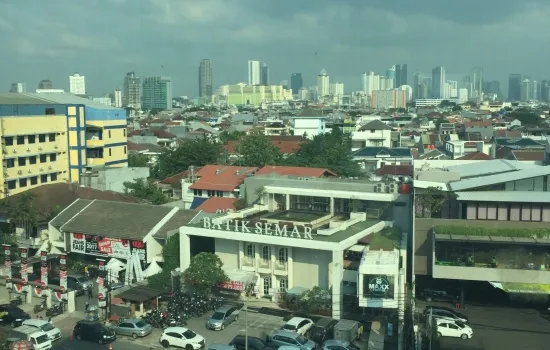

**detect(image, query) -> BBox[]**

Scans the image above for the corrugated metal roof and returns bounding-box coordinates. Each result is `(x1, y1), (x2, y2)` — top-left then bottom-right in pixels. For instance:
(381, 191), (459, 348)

(21, 93), (123, 110)
(456, 191), (550, 203)
(450, 166), (550, 191)
(0, 93), (56, 105)
(445, 159), (534, 179)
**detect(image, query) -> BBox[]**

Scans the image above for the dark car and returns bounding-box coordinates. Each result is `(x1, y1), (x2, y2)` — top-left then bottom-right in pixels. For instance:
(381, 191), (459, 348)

(230, 335), (276, 350)
(50, 277), (85, 296)
(0, 304), (31, 327)
(73, 320), (116, 344)
(421, 289), (459, 303)
(424, 306), (468, 323)
(309, 317), (338, 344)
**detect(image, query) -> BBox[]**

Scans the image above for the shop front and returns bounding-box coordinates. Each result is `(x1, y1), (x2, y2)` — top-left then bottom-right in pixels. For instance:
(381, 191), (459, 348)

(69, 233), (147, 263)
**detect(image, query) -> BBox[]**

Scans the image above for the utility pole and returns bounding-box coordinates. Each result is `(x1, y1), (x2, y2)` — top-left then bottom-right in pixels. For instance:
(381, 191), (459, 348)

(244, 291), (249, 350)
(428, 308), (433, 350)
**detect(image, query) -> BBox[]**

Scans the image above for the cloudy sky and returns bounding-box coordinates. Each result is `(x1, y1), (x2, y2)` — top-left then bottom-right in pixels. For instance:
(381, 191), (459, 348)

(1, 0), (549, 97)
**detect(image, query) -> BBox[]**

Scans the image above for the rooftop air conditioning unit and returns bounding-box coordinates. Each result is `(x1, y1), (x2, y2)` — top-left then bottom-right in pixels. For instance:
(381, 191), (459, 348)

(386, 183), (399, 193)
(375, 183), (384, 193)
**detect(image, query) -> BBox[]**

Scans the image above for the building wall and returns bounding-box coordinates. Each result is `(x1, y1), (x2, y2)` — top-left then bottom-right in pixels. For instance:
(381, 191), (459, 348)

(214, 238), (240, 269)
(0, 114), (69, 198)
(85, 106), (128, 169)
(292, 248), (331, 289)
(293, 118), (325, 139)
(351, 130), (392, 149)
(67, 105), (86, 182)
(80, 167), (150, 193)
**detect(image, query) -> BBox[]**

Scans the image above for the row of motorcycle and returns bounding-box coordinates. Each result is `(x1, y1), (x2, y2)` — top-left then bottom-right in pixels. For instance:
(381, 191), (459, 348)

(141, 292), (224, 329)
(9, 295), (65, 318)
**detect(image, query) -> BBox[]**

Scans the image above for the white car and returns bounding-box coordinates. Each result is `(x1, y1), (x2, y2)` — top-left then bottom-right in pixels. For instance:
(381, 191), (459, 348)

(282, 317), (314, 336)
(435, 319), (473, 339)
(22, 319), (62, 342)
(159, 327), (205, 349)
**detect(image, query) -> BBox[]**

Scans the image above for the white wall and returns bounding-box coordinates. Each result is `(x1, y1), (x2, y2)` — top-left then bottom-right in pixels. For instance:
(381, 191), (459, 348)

(351, 130), (392, 150)
(292, 248), (331, 289)
(214, 238), (240, 269)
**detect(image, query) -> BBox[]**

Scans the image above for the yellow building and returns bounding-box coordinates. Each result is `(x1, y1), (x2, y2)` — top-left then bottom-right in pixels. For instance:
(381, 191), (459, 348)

(0, 93), (127, 198)
(216, 83), (293, 105)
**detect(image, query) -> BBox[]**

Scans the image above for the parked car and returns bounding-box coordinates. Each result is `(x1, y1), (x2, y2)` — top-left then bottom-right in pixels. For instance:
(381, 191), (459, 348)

(322, 339), (360, 350)
(281, 317), (314, 336)
(22, 319), (62, 341)
(424, 306), (468, 323)
(435, 319), (473, 339)
(230, 335), (275, 350)
(309, 317), (338, 344)
(73, 320), (116, 344)
(421, 289), (459, 303)
(0, 304), (31, 327)
(159, 327), (205, 349)
(110, 318), (152, 339)
(49, 277), (84, 296)
(206, 305), (240, 331)
(67, 274), (94, 291)
(268, 330), (317, 350)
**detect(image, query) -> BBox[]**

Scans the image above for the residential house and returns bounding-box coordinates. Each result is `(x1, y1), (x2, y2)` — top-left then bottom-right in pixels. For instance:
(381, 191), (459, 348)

(255, 165), (337, 178)
(507, 150), (546, 164)
(264, 122), (290, 136)
(351, 120), (394, 150)
(455, 152), (494, 161)
(439, 123), (456, 135)
(444, 140), (487, 159)
(292, 108), (327, 139)
(374, 165), (414, 177)
(127, 141), (162, 164)
(224, 136), (302, 162)
(351, 147), (413, 173)
(158, 167), (203, 199)
(196, 197), (237, 213)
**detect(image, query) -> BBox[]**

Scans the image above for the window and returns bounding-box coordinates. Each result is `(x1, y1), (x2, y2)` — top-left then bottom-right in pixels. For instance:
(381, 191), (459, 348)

(279, 278), (288, 292)
(207, 190), (214, 197)
(246, 244), (255, 258)
(4, 137), (13, 146)
(108, 130), (112, 138)
(28, 135), (36, 144)
(30, 177), (38, 185)
(262, 246), (271, 262)
(497, 204), (508, 221)
(510, 204), (520, 221)
(278, 248), (288, 263)
(109, 148), (112, 156)
(38, 134), (46, 143)
(19, 179), (27, 187)
(40, 175), (48, 183)
(521, 205), (531, 221)
(48, 134), (55, 142)
(40, 155), (47, 163)
(6, 159), (14, 168)
(370, 129), (375, 133)
(50, 154), (56, 162)
(263, 276), (271, 295)
(16, 136), (25, 145)
(123, 129), (126, 137)
(477, 203), (487, 220)
(51, 173), (57, 181)
(532, 206), (542, 221)
(193, 189), (203, 196)
(7, 181), (16, 190)
(18, 157), (26, 166)
(45, 108), (55, 115)
(216, 191), (223, 197)
(29, 156), (36, 165)
(487, 203), (497, 220)
(124, 146), (127, 154)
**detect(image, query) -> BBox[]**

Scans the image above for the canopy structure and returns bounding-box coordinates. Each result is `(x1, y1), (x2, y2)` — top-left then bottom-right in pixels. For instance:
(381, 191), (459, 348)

(143, 260), (163, 277)
(106, 258), (126, 283)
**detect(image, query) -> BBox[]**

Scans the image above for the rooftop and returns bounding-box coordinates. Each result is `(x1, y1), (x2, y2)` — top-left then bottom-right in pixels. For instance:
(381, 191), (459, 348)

(455, 152), (493, 160)
(190, 165), (258, 192)
(375, 165), (413, 177)
(359, 120), (392, 131)
(255, 166), (336, 178)
(510, 150), (545, 161)
(20, 93), (124, 110)
(225, 136), (302, 154)
(196, 197), (237, 213)
(0, 93), (56, 105)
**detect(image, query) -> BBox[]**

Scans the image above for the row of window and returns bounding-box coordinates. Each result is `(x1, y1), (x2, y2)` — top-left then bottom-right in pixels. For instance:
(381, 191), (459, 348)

(4, 134), (57, 146)
(87, 129), (126, 139)
(6, 173), (59, 190)
(245, 244), (288, 263)
(193, 189), (224, 197)
(260, 276), (288, 295)
(465, 203), (550, 222)
(86, 146), (127, 159)
(6, 153), (57, 168)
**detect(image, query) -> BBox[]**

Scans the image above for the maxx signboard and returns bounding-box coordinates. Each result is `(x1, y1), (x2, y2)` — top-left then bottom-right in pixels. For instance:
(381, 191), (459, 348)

(70, 233), (146, 262)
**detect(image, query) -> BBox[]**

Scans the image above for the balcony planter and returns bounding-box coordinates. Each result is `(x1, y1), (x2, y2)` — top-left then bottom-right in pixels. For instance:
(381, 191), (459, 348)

(433, 225), (550, 239)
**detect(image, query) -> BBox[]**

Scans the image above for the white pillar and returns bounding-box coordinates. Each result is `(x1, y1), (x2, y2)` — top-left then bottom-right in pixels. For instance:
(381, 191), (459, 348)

(25, 286), (32, 304)
(285, 194), (290, 210)
(179, 233), (191, 271)
(45, 289), (52, 308)
(67, 291), (76, 313)
(331, 250), (343, 320)
(330, 197), (334, 216)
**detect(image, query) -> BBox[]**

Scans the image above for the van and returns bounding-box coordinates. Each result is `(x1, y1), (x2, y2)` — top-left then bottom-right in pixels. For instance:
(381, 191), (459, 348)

(10, 325), (52, 350)
(22, 320), (61, 342)
(206, 305), (239, 331)
(309, 317), (338, 344)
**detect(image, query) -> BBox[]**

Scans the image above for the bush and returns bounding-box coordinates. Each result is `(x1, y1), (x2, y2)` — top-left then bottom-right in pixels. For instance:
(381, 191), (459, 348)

(433, 225), (550, 239)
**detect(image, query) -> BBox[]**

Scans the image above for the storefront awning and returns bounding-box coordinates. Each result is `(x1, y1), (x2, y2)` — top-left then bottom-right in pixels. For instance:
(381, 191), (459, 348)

(490, 282), (550, 294)
(190, 197), (208, 209)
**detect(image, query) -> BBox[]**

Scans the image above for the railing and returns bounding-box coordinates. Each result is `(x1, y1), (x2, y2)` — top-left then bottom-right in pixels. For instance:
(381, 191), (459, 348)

(258, 259), (271, 269)
(274, 261), (287, 271)
(241, 256), (255, 267)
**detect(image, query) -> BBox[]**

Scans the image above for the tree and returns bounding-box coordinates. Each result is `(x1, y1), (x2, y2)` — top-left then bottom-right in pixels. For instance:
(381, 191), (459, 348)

(148, 234), (180, 291)
(451, 105), (462, 112)
(285, 127), (362, 177)
(235, 131), (282, 167)
(153, 136), (222, 179)
(507, 111), (541, 125)
(439, 100), (455, 108)
(183, 252), (228, 293)
(218, 130), (246, 144)
(128, 153), (150, 167)
(415, 186), (455, 218)
(123, 178), (168, 204)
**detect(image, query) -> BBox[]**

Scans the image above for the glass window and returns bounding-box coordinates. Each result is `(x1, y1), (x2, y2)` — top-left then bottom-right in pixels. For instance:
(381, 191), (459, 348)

(40, 175), (48, 183)
(246, 244), (255, 258)
(109, 148), (112, 156)
(6, 159), (14, 168)
(262, 246), (271, 262)
(50, 154), (56, 162)
(28, 135), (36, 144)
(51, 173), (57, 181)
(123, 129), (126, 137)
(510, 204), (520, 221)
(487, 203), (497, 220)
(29, 156), (37, 164)
(38, 134), (46, 143)
(19, 179), (27, 187)
(279, 278), (288, 291)
(4, 137), (13, 146)
(108, 130), (112, 138)
(18, 157), (26, 166)
(40, 155), (47, 163)
(17, 136), (25, 145)
(497, 205), (508, 221)
(521, 205), (531, 221)
(48, 134), (55, 142)
(532, 206), (542, 221)
(477, 204), (487, 220)
(7, 181), (16, 190)
(278, 248), (288, 263)
(30, 177), (38, 185)
(124, 146), (127, 154)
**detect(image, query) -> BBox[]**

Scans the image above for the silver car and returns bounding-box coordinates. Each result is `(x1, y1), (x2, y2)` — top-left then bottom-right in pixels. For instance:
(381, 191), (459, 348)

(206, 305), (240, 330)
(67, 274), (94, 291)
(322, 339), (360, 350)
(269, 330), (316, 350)
(111, 318), (153, 339)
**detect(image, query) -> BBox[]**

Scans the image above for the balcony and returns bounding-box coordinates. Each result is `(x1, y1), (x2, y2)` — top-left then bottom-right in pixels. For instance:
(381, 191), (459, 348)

(274, 260), (288, 274)
(241, 256), (255, 268)
(258, 259), (271, 272)
(86, 138), (104, 148)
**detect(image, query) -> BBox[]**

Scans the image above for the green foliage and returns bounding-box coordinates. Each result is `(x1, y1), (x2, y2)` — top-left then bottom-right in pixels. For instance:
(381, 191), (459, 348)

(218, 130), (246, 144)
(235, 131), (282, 167)
(148, 234), (180, 291)
(507, 110), (542, 125)
(370, 227), (403, 250)
(415, 187), (455, 218)
(285, 127), (362, 177)
(128, 152), (150, 167)
(452, 105), (462, 111)
(3, 192), (38, 227)
(434, 225), (550, 239)
(123, 178), (168, 204)
(183, 252), (228, 292)
(153, 137), (222, 179)
(350, 197), (362, 212)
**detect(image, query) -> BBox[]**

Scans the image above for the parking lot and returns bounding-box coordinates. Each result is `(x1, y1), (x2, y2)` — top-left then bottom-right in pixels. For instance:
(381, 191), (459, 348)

(417, 300), (550, 350)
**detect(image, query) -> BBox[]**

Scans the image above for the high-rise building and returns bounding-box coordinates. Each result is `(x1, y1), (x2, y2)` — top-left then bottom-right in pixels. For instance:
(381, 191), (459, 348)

(10, 83), (26, 93)
(483, 80), (501, 98)
(317, 69), (330, 99)
(248, 60), (261, 85)
(362, 72), (380, 97)
(386, 66), (396, 85)
(114, 89), (122, 108)
(290, 73), (303, 95)
(38, 80), (53, 89)
(330, 82), (344, 96)
(123, 72), (141, 109)
(471, 67), (483, 99)
(431, 66), (445, 98)
(541, 81), (550, 102)
(260, 63), (270, 86)
(142, 76), (172, 110)
(530, 80), (540, 101)
(199, 59), (213, 98)
(395, 64), (408, 88)
(520, 79), (531, 101)
(69, 73), (86, 95)
(508, 74), (521, 101)
(444, 80), (458, 99)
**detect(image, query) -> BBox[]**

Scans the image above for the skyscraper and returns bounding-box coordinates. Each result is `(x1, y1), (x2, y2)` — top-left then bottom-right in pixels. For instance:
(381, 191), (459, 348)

(10, 83), (26, 93)
(260, 63), (270, 86)
(483, 80), (501, 98)
(431, 66), (445, 98)
(395, 64), (408, 88)
(123, 72), (141, 109)
(248, 60), (261, 85)
(386, 66), (396, 85)
(69, 73), (86, 95)
(541, 81), (550, 102)
(317, 69), (330, 99)
(38, 80), (53, 89)
(114, 89), (122, 108)
(142, 76), (172, 110)
(290, 73), (303, 95)
(199, 59), (213, 98)
(362, 72), (380, 97)
(508, 74), (521, 101)
(471, 67), (483, 99)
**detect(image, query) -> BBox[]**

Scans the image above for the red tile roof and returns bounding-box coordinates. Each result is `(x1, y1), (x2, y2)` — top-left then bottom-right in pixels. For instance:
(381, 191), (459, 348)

(189, 165), (258, 191)
(456, 152), (494, 160)
(165, 121), (181, 126)
(464, 120), (492, 128)
(375, 165), (413, 177)
(225, 136), (303, 155)
(511, 150), (545, 161)
(127, 141), (148, 151)
(160, 167), (203, 185)
(196, 197), (237, 213)
(255, 166), (336, 177)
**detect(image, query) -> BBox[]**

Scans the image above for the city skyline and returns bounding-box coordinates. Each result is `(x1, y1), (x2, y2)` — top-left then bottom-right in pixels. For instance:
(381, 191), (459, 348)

(1, 1), (549, 96)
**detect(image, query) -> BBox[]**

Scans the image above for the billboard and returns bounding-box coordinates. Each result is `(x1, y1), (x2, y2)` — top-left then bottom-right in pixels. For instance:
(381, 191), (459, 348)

(70, 233), (146, 261)
(40, 251), (48, 290)
(19, 248), (28, 286)
(363, 275), (395, 299)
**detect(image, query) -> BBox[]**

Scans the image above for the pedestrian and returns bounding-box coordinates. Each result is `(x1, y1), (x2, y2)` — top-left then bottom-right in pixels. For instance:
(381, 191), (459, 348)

(85, 301), (89, 312)
(87, 287), (93, 300)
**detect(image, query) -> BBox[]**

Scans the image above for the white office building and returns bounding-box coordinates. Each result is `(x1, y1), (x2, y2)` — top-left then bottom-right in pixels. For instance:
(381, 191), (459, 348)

(114, 89), (122, 108)
(330, 82), (344, 96)
(10, 83), (26, 93)
(317, 69), (330, 99)
(69, 73), (86, 95)
(248, 60), (261, 85)
(362, 72), (380, 97)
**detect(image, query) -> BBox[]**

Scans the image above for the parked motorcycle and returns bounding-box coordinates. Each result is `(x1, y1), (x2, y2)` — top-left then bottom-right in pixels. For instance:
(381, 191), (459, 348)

(33, 299), (47, 314)
(45, 303), (63, 317)
(9, 296), (23, 307)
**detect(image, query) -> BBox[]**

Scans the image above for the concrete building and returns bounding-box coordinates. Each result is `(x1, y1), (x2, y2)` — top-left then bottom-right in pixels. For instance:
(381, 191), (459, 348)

(317, 69), (330, 99)
(362, 72), (380, 97)
(123, 72), (141, 109)
(290, 73), (303, 95)
(352, 147), (413, 173)
(248, 61), (261, 85)
(371, 89), (408, 110)
(38, 80), (53, 90)
(10, 83), (26, 93)
(292, 108), (327, 139)
(142, 76), (172, 111)
(415, 99), (459, 107)
(199, 59), (213, 99)
(330, 82), (344, 97)
(352, 120), (394, 150)
(69, 73), (86, 95)
(395, 64), (407, 88)
(80, 166), (150, 193)
(431, 66), (445, 98)
(114, 89), (122, 108)
(261, 63), (270, 86)
(92, 97), (112, 106)
(216, 84), (292, 106)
